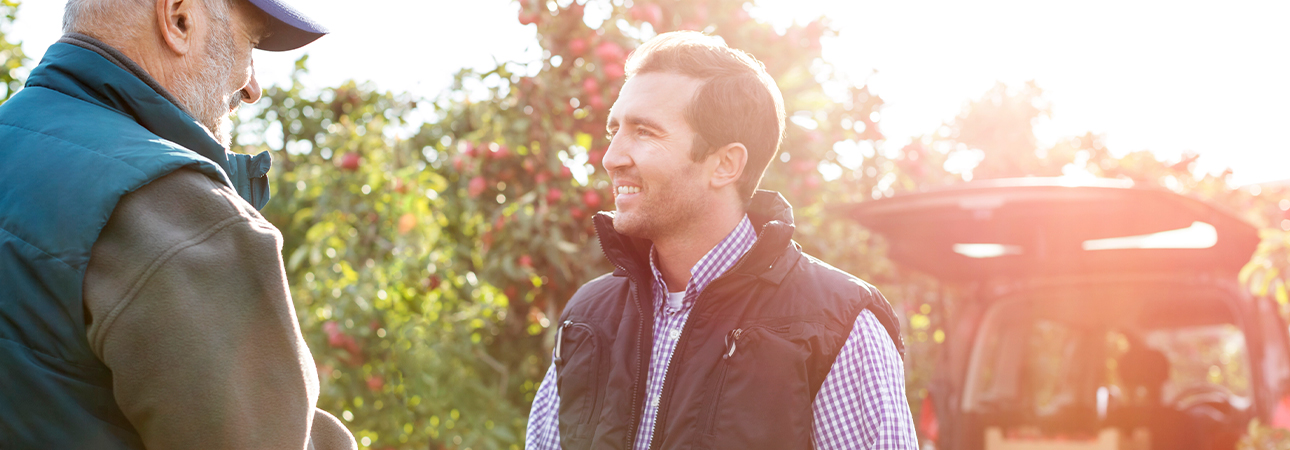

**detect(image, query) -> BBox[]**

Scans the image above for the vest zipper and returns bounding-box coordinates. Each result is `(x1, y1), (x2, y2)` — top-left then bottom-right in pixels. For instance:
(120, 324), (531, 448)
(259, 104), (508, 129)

(554, 320), (571, 363)
(700, 327), (745, 437)
(647, 236), (777, 450)
(592, 221), (650, 449)
(723, 328), (743, 359)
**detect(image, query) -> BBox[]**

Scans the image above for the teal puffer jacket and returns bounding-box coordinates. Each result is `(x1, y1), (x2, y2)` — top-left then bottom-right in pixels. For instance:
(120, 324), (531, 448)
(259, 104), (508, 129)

(0, 36), (270, 448)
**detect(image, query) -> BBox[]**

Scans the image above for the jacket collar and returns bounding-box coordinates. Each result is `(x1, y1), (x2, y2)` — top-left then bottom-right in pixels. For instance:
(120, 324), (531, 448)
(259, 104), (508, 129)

(24, 34), (272, 209)
(596, 190), (799, 285)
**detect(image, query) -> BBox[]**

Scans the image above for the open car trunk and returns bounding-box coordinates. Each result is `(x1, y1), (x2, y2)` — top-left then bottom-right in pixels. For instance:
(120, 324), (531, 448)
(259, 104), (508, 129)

(850, 178), (1261, 282)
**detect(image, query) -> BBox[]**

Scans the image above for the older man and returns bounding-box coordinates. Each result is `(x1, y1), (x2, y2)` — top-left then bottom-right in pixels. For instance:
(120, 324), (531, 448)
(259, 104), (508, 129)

(0, 1), (353, 449)
(525, 31), (917, 449)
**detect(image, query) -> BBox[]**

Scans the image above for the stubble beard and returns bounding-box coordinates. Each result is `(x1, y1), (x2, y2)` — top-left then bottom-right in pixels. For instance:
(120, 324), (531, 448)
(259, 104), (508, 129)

(170, 23), (240, 148)
(611, 168), (705, 242)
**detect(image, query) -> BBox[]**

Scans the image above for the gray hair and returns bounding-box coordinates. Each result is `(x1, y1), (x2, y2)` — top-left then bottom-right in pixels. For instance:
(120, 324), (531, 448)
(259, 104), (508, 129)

(63, 0), (233, 38)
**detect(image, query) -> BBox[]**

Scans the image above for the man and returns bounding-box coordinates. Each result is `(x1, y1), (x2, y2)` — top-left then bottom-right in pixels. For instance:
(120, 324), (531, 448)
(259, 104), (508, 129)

(526, 31), (917, 449)
(0, 0), (354, 449)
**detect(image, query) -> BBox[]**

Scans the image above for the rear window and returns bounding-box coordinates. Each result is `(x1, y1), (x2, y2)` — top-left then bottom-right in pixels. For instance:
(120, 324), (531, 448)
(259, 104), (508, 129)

(1144, 324), (1250, 404)
(963, 300), (1251, 414)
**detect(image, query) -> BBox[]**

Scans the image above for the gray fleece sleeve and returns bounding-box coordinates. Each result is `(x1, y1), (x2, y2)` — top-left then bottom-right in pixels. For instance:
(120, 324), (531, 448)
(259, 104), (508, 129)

(83, 169), (355, 450)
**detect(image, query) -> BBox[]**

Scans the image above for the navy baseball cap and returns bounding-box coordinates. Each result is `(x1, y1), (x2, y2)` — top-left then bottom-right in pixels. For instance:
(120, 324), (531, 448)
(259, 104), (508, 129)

(246, 0), (329, 51)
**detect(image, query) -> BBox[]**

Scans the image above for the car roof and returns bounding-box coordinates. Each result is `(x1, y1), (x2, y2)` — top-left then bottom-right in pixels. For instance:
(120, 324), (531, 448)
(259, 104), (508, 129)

(850, 178), (1261, 282)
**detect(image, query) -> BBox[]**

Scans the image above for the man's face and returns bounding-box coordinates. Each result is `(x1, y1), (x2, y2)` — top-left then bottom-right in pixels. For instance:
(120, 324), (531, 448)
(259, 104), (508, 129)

(171, 0), (267, 147)
(603, 72), (711, 240)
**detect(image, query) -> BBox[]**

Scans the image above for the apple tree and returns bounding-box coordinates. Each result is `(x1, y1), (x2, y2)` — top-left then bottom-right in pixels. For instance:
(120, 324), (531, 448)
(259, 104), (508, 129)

(0, 0), (27, 102)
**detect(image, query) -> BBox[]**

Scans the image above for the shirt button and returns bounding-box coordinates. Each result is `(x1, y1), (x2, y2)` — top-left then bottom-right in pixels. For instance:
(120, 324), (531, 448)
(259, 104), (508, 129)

(651, 396), (660, 408)
(669, 329), (682, 340)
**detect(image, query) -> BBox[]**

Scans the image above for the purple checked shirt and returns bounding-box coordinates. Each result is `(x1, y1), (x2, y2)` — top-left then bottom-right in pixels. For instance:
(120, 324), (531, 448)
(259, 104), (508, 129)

(526, 216), (917, 449)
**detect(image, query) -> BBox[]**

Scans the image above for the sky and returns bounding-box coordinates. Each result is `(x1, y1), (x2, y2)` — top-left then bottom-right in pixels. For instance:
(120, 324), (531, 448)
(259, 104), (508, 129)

(9, 0), (1290, 185)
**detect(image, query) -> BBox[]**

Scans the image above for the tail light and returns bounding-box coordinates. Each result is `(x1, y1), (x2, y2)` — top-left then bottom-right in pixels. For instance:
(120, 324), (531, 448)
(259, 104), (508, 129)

(920, 394), (940, 444)
(1273, 395), (1290, 429)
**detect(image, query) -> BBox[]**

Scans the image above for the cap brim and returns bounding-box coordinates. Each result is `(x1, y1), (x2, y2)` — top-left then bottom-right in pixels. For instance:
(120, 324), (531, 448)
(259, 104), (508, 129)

(245, 0), (328, 52)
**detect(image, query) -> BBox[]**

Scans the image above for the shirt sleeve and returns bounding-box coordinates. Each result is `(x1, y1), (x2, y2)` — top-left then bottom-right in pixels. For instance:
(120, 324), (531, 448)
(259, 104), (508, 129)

(526, 362), (562, 450)
(83, 169), (352, 450)
(811, 309), (919, 450)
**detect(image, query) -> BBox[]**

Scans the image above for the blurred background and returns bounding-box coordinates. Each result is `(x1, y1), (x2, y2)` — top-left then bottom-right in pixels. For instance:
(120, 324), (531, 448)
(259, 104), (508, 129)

(2, 0), (1289, 449)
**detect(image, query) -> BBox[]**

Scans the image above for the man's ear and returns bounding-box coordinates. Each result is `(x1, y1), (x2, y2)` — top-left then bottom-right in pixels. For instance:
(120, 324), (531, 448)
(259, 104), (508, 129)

(157, 0), (196, 55)
(709, 142), (748, 191)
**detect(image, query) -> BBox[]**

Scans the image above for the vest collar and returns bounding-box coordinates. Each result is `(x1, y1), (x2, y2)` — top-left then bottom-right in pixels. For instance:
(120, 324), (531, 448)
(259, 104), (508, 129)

(596, 190), (798, 285)
(25, 34), (272, 209)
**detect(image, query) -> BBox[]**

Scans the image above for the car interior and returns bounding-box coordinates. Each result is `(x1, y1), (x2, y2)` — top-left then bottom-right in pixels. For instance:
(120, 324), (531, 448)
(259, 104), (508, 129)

(959, 286), (1252, 450)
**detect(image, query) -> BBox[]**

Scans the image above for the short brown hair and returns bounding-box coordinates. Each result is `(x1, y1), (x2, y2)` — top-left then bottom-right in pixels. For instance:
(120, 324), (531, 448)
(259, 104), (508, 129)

(625, 31), (786, 202)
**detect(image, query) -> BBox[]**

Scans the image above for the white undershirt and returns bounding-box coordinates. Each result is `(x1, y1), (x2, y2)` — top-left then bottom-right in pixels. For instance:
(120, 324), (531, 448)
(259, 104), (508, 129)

(666, 291), (685, 312)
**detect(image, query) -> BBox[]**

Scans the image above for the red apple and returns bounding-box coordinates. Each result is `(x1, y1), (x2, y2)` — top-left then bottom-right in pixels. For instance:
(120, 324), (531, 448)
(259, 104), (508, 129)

(519, 254), (533, 268)
(547, 188), (563, 203)
(366, 375), (384, 392)
(568, 38), (588, 56)
(326, 325), (350, 349)
(535, 172), (551, 185)
(341, 339), (364, 367)
(468, 176), (488, 197)
(595, 41), (624, 63)
(644, 4), (664, 28)
(603, 63), (624, 80)
(339, 153), (361, 171)
(518, 10), (539, 25)
(397, 213), (417, 234)
(582, 190), (602, 210)
(423, 275), (441, 290)
(794, 159), (817, 174)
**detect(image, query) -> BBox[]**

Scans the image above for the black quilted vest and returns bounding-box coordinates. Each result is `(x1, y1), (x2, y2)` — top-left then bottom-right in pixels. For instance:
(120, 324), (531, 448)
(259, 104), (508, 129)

(554, 191), (904, 450)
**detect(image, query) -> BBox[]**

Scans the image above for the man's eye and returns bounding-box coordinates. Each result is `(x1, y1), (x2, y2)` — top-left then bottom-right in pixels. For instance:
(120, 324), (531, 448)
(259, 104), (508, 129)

(636, 129), (654, 138)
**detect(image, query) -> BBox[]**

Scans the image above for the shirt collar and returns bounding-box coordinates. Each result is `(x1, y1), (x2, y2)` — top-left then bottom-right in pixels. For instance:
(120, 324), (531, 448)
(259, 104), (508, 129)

(649, 215), (758, 313)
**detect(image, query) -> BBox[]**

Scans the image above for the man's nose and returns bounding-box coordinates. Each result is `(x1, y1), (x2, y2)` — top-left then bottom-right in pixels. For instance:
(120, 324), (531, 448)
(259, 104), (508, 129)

(240, 63), (262, 104)
(602, 135), (631, 173)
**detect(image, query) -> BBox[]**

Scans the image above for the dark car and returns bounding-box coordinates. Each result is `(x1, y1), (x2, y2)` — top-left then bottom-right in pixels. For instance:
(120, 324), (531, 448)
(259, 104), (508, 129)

(853, 178), (1290, 450)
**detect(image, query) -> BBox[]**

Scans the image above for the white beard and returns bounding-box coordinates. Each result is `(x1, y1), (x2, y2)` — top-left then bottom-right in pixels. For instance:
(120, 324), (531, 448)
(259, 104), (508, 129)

(170, 24), (239, 147)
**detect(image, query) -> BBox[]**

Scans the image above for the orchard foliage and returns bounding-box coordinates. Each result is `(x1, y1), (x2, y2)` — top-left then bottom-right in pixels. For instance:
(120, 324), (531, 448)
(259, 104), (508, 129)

(0, 0), (27, 102)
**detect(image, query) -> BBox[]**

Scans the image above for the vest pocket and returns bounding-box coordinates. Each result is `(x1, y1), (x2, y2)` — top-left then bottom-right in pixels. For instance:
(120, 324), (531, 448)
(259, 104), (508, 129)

(554, 321), (602, 440)
(695, 323), (815, 449)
